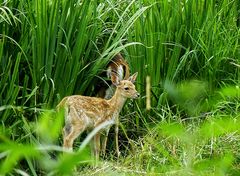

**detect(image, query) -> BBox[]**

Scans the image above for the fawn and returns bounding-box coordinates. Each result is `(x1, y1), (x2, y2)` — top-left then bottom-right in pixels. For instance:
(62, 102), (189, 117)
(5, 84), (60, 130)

(58, 72), (139, 159)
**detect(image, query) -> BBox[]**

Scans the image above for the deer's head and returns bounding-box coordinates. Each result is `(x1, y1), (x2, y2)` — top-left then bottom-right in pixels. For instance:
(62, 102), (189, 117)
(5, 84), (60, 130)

(112, 72), (140, 99)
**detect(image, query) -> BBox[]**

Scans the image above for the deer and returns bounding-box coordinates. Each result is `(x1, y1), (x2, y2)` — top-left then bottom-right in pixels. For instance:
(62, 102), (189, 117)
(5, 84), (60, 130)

(57, 72), (139, 160)
(97, 53), (130, 99)
(96, 53), (131, 157)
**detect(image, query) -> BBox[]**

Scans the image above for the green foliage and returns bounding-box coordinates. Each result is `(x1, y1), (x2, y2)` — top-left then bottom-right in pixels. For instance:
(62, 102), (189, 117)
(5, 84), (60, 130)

(121, 82), (239, 175)
(127, 0), (240, 108)
(0, 110), (92, 175)
(0, 0), (240, 175)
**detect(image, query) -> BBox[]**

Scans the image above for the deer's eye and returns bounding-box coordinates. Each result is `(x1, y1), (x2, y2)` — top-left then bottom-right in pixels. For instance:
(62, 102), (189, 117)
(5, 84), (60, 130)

(124, 87), (129, 90)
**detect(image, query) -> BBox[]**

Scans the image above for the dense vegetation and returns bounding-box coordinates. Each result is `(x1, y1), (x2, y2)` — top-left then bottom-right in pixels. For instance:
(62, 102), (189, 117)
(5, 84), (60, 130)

(0, 0), (239, 175)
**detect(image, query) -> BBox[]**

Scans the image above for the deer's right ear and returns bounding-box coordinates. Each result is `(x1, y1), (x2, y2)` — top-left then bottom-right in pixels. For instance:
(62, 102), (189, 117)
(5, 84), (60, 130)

(128, 72), (138, 83)
(111, 72), (120, 86)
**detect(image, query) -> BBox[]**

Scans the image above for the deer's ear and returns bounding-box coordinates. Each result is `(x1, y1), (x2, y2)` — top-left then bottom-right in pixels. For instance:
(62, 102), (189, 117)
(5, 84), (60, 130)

(128, 72), (138, 83)
(111, 72), (120, 86)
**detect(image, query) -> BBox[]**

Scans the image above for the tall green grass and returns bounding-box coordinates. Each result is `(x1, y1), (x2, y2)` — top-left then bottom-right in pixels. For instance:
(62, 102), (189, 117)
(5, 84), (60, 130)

(0, 0), (240, 175)
(0, 0), (147, 121)
(127, 0), (240, 107)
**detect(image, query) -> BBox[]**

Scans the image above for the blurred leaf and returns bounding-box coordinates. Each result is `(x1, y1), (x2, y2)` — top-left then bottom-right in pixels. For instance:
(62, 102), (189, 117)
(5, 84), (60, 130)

(0, 142), (39, 175)
(158, 122), (187, 140)
(164, 80), (208, 115)
(54, 148), (91, 175)
(198, 116), (240, 140)
(36, 110), (64, 143)
(193, 153), (234, 174)
(218, 86), (240, 98)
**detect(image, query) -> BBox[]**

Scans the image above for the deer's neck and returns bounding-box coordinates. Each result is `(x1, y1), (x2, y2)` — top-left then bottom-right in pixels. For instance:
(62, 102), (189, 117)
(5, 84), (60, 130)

(108, 88), (127, 113)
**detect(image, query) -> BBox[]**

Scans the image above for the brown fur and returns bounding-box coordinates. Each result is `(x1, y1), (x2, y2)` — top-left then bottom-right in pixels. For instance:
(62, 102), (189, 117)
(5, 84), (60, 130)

(58, 73), (139, 160)
(97, 53), (130, 99)
(108, 53), (130, 81)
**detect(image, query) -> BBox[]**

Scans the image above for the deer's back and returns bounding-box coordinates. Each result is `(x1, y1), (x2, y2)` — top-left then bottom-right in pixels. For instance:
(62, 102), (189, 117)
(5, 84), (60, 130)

(62, 95), (110, 113)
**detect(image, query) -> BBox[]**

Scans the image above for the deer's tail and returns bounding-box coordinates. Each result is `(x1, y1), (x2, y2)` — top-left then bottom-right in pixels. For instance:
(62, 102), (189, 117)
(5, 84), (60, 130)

(56, 97), (68, 112)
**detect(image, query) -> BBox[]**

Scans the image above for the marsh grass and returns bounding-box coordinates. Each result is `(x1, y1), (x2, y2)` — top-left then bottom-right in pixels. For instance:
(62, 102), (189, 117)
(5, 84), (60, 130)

(0, 0), (240, 175)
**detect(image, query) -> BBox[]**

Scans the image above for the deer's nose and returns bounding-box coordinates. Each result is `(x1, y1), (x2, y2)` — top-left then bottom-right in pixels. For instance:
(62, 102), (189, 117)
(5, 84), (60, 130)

(136, 92), (140, 98)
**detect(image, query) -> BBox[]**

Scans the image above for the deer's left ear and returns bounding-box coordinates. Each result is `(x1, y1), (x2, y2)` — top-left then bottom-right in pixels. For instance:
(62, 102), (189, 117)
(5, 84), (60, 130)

(128, 72), (138, 83)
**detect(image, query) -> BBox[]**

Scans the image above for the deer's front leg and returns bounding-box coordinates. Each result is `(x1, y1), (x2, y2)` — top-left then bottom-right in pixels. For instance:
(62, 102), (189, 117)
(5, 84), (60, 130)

(94, 132), (101, 161)
(101, 127), (110, 156)
(115, 118), (120, 158)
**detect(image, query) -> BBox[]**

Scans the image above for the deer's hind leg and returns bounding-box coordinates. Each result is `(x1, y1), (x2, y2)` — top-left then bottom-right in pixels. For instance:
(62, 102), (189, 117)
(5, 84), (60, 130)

(63, 108), (85, 151)
(63, 123), (84, 151)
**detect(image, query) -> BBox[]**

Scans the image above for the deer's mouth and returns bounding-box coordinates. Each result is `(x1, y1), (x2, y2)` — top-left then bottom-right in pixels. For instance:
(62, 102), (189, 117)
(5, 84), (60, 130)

(132, 93), (140, 99)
